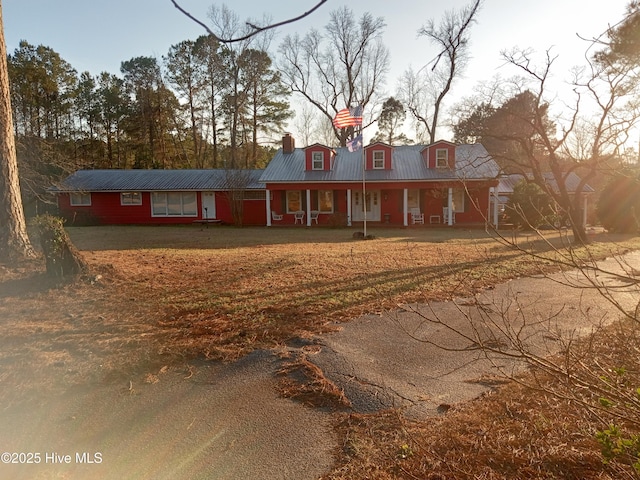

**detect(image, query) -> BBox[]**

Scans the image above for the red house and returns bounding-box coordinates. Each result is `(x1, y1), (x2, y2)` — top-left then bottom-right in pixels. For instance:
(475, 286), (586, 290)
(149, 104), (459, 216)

(52, 169), (267, 226)
(52, 136), (501, 228)
(262, 134), (501, 227)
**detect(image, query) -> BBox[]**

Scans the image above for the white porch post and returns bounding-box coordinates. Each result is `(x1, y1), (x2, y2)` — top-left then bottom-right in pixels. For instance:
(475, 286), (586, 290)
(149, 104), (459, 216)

(403, 188), (408, 226)
(347, 190), (352, 226)
(583, 195), (588, 226)
(447, 187), (453, 225)
(306, 189), (312, 226)
(490, 187), (498, 227)
(266, 189), (272, 226)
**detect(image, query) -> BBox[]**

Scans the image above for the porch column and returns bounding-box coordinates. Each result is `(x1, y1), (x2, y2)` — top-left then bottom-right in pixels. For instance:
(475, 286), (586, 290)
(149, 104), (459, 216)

(490, 187), (498, 227)
(347, 190), (352, 226)
(447, 187), (453, 225)
(306, 189), (312, 226)
(266, 189), (272, 227)
(583, 195), (588, 226)
(403, 188), (408, 227)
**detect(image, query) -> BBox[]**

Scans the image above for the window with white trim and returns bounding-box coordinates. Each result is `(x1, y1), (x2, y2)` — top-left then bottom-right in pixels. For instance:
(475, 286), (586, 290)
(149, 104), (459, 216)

(70, 192), (91, 206)
(436, 149), (448, 168)
(317, 190), (334, 213)
(407, 189), (420, 209)
(151, 192), (197, 216)
(452, 188), (465, 213)
(373, 150), (385, 169)
(286, 190), (302, 213)
(312, 151), (324, 170)
(120, 192), (142, 205)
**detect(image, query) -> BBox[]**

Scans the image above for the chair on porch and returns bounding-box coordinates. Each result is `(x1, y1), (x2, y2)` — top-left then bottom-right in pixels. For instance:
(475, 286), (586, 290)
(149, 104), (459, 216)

(310, 210), (319, 224)
(271, 211), (283, 221)
(410, 208), (424, 225)
(294, 210), (305, 224)
(443, 207), (456, 224)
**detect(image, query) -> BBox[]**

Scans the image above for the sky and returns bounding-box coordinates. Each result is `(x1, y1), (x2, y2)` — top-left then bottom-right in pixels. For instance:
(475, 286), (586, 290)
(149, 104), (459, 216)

(2, 0), (634, 140)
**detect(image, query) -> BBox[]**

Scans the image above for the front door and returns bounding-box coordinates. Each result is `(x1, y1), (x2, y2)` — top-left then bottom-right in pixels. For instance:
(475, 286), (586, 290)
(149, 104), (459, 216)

(352, 190), (381, 222)
(201, 192), (216, 220)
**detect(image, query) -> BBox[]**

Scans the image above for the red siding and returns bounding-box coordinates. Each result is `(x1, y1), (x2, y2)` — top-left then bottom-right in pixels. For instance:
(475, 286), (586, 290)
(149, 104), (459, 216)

(304, 145), (334, 171)
(57, 191), (266, 226)
(364, 143), (393, 170)
(265, 181), (497, 226)
(423, 141), (456, 169)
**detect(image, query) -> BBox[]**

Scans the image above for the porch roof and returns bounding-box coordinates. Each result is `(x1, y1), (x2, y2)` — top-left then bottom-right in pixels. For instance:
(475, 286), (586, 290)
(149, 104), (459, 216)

(498, 172), (596, 195)
(51, 169), (265, 193)
(259, 143), (500, 184)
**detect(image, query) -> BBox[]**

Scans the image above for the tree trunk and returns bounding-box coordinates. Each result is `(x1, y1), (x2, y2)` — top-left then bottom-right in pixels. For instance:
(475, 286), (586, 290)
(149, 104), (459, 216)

(37, 215), (87, 278)
(0, 1), (35, 262)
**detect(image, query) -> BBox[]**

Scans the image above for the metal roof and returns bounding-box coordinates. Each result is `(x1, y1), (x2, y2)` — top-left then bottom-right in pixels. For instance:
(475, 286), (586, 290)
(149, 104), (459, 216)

(259, 144), (500, 184)
(498, 172), (595, 195)
(51, 169), (266, 192)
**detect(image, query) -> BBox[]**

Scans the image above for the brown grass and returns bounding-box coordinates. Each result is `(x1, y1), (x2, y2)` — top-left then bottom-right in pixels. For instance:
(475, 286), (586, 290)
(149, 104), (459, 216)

(1, 224), (639, 477)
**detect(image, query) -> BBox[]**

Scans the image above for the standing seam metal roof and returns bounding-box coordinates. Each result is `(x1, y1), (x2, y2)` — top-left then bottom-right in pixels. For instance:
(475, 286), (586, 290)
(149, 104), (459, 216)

(258, 144), (500, 183)
(51, 169), (266, 192)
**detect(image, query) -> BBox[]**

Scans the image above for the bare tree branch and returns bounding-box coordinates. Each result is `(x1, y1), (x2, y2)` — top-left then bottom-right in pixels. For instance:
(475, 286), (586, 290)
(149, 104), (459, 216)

(170, 0), (327, 43)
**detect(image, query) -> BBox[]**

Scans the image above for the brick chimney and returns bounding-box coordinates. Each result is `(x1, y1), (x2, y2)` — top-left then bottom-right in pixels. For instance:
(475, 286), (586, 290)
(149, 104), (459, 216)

(282, 133), (295, 154)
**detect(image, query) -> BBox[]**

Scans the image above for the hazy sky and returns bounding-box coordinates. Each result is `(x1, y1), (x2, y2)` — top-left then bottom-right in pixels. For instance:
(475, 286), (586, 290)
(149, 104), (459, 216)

(2, 0), (633, 138)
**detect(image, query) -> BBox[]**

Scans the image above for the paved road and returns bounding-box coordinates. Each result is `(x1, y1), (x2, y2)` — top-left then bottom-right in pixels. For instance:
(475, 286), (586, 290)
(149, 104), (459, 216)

(1, 252), (638, 479)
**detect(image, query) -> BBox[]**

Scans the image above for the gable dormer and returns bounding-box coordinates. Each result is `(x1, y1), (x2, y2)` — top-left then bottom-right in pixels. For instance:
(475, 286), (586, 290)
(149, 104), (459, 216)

(422, 140), (456, 170)
(364, 142), (393, 170)
(304, 144), (335, 171)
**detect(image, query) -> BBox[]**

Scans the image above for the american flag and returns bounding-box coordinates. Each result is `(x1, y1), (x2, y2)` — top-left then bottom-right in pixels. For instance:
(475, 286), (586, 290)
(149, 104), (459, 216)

(333, 106), (363, 128)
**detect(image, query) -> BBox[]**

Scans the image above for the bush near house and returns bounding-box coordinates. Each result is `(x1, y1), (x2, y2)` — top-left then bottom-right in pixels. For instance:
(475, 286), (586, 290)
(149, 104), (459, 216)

(597, 171), (640, 233)
(505, 180), (555, 230)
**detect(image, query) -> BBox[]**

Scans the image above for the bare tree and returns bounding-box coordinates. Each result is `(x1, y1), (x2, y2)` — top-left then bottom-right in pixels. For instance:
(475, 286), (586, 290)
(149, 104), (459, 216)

(492, 44), (640, 245)
(171, 0), (327, 44)
(399, 0), (482, 144)
(0, 1), (34, 261)
(279, 7), (390, 147)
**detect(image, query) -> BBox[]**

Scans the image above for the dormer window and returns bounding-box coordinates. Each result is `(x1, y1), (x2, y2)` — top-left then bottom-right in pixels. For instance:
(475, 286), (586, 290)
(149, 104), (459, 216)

(312, 151), (324, 170)
(436, 148), (448, 168)
(373, 150), (385, 169)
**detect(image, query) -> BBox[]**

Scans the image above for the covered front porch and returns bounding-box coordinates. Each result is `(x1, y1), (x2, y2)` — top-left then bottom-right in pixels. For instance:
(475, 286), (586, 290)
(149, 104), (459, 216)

(264, 182), (499, 227)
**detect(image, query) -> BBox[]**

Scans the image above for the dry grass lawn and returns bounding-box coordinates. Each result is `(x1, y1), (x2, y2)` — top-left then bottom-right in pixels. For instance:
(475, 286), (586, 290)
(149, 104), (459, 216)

(1, 224), (639, 478)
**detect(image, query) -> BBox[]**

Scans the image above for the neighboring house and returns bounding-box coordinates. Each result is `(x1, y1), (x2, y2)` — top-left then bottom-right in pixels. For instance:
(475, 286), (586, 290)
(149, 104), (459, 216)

(51, 169), (267, 226)
(51, 136), (502, 228)
(496, 173), (596, 226)
(261, 134), (501, 226)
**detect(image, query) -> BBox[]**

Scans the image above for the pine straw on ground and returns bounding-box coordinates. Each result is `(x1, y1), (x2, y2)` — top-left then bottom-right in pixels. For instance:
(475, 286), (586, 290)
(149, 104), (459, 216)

(1, 225), (640, 478)
(324, 319), (640, 480)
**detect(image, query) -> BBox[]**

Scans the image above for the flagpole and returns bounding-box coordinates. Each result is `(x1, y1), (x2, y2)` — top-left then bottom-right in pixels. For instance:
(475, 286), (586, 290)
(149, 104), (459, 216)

(361, 125), (367, 238)
(334, 105), (365, 236)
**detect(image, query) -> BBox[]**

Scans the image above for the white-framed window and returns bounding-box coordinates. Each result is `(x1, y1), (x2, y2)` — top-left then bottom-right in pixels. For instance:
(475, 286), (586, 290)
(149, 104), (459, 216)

(317, 190), (334, 213)
(286, 190), (302, 213)
(120, 192), (142, 205)
(151, 192), (197, 216)
(452, 188), (465, 213)
(243, 190), (266, 200)
(312, 151), (324, 170)
(70, 192), (91, 206)
(436, 149), (448, 168)
(407, 189), (420, 209)
(373, 150), (385, 169)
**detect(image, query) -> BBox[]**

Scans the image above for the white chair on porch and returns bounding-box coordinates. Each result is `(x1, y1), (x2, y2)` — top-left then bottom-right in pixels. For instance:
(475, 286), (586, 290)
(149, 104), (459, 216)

(271, 211), (283, 221)
(410, 208), (424, 225)
(310, 210), (319, 224)
(443, 207), (456, 224)
(294, 210), (305, 224)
